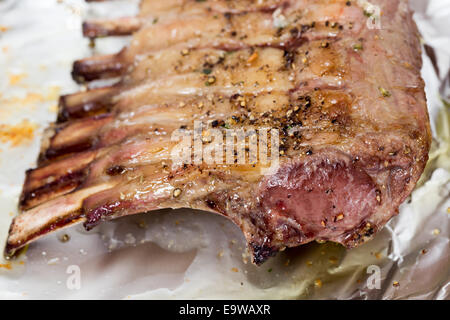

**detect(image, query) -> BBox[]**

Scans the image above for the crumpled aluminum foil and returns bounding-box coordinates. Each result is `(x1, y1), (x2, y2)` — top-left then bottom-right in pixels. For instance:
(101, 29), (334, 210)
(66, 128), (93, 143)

(0, 0), (448, 299)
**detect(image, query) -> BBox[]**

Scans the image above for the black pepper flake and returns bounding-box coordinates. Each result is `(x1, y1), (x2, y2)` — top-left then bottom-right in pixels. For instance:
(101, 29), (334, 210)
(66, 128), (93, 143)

(283, 50), (296, 69)
(205, 199), (217, 209)
(106, 165), (126, 176)
(290, 27), (299, 37)
(276, 27), (284, 37)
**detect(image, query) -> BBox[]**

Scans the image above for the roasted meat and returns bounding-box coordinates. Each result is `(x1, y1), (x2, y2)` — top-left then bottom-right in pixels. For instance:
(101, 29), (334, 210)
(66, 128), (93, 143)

(5, 0), (431, 265)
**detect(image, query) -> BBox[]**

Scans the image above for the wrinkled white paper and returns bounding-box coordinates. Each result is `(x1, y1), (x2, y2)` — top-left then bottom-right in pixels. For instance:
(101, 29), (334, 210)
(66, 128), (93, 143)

(0, 0), (448, 299)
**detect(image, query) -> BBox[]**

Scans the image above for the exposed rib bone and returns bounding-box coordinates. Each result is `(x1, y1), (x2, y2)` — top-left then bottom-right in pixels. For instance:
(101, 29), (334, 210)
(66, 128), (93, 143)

(72, 53), (125, 83)
(7, 183), (115, 256)
(20, 151), (98, 210)
(83, 17), (142, 38)
(39, 114), (113, 163)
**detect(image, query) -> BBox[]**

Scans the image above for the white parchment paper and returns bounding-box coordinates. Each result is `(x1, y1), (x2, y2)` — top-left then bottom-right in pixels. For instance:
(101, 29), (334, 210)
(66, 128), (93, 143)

(0, 0), (448, 299)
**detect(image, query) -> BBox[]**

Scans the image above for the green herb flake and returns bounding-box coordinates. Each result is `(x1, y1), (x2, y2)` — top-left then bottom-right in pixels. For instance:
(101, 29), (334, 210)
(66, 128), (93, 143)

(379, 87), (391, 97)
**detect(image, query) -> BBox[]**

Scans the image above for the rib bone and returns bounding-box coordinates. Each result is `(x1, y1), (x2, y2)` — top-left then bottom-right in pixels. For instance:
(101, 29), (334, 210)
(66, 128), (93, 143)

(83, 17), (142, 38)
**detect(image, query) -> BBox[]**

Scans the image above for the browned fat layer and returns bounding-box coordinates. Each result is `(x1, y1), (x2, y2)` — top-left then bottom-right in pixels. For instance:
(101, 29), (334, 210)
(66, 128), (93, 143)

(256, 1), (290, 13)
(39, 88), (352, 175)
(82, 2), (288, 39)
(5, 212), (84, 258)
(80, 164), (203, 232)
(38, 114), (113, 164)
(58, 101), (110, 123)
(243, 3), (289, 14)
(71, 29), (310, 83)
(20, 169), (87, 210)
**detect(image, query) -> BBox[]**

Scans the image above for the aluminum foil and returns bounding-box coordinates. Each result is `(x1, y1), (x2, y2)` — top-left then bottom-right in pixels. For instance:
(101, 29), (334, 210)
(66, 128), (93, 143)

(0, 0), (448, 300)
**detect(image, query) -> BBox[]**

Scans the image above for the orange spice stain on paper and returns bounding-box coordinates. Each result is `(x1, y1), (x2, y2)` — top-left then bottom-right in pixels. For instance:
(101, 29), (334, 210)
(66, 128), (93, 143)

(0, 119), (38, 146)
(1, 93), (44, 108)
(8, 72), (28, 86)
(0, 263), (12, 270)
(48, 104), (58, 113)
(0, 86), (61, 109)
(0, 261), (25, 271)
